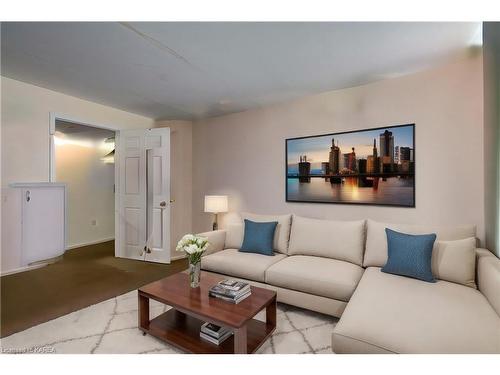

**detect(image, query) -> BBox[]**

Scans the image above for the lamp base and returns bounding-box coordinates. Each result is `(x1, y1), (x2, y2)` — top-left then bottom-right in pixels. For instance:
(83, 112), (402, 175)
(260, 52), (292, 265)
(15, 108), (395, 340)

(212, 213), (218, 231)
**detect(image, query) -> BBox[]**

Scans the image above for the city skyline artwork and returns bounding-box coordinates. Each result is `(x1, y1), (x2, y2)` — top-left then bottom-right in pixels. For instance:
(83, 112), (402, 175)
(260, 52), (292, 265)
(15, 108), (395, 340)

(286, 124), (415, 207)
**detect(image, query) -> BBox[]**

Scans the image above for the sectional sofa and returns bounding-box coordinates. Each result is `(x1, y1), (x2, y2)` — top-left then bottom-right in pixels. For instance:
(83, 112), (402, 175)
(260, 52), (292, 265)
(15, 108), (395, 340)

(199, 212), (500, 354)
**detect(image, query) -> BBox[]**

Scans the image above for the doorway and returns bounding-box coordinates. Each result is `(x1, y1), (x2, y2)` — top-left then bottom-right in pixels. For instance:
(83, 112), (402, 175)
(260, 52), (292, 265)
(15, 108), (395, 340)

(53, 120), (116, 250)
(49, 119), (172, 264)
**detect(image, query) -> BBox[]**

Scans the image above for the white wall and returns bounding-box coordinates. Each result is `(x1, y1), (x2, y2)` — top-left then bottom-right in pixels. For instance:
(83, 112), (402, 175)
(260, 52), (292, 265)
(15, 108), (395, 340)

(1, 77), (154, 253)
(1, 52), (489, 254)
(155, 120), (193, 259)
(1, 77), (154, 186)
(0, 77), (195, 258)
(55, 128), (115, 248)
(192, 55), (486, 245)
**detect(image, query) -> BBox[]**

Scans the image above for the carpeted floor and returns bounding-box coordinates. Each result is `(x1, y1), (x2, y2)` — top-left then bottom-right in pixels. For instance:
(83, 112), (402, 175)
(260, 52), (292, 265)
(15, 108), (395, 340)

(0, 241), (187, 338)
(0, 290), (338, 354)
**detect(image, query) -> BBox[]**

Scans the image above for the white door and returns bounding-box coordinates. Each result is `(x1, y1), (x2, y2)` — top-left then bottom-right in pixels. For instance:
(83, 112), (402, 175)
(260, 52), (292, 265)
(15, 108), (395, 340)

(115, 128), (171, 263)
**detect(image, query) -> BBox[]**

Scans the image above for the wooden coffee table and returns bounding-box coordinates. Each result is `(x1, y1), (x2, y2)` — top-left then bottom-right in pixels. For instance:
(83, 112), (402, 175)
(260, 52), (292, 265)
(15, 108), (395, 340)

(138, 271), (277, 354)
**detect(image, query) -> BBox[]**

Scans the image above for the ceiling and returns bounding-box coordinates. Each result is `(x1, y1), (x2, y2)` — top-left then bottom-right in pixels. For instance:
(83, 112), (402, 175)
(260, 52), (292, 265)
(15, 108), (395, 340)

(1, 22), (481, 120)
(55, 120), (115, 140)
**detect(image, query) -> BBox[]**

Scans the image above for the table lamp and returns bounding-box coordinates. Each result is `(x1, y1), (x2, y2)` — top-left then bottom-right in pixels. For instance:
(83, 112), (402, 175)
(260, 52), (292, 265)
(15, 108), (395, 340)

(204, 195), (228, 230)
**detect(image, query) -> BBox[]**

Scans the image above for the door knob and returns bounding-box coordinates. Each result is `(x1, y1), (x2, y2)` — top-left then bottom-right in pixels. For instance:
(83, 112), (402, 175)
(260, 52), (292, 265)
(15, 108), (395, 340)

(160, 201), (167, 207)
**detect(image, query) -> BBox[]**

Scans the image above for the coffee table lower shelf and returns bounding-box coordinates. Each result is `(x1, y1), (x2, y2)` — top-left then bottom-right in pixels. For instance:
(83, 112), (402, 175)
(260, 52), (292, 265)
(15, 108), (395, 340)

(140, 309), (275, 354)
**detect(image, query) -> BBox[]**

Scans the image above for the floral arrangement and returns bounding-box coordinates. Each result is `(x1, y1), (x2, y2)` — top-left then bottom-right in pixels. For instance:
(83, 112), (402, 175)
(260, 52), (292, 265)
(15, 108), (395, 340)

(176, 234), (210, 264)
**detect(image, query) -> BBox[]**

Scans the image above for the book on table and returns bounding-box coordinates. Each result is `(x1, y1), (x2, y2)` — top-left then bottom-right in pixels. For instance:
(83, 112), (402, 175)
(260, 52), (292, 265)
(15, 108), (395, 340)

(208, 279), (252, 304)
(217, 279), (250, 292)
(200, 322), (233, 345)
(209, 289), (252, 304)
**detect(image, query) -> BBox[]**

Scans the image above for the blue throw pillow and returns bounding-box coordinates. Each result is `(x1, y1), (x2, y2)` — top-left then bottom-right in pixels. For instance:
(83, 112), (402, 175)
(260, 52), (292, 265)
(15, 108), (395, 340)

(239, 219), (278, 256)
(382, 228), (437, 282)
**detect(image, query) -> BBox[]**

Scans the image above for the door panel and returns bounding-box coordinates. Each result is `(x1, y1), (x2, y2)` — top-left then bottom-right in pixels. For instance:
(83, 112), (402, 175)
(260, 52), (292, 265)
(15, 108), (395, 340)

(145, 130), (170, 262)
(125, 157), (140, 194)
(146, 135), (162, 148)
(116, 128), (170, 263)
(153, 156), (162, 194)
(152, 208), (163, 248)
(117, 130), (146, 260)
(124, 208), (140, 246)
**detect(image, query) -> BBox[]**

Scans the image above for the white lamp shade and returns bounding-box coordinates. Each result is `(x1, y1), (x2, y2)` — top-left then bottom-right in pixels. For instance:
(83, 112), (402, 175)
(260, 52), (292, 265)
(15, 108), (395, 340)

(204, 195), (228, 213)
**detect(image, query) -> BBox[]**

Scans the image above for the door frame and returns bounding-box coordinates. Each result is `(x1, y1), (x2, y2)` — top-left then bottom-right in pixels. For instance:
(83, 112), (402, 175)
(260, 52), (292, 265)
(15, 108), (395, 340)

(48, 112), (119, 182)
(48, 112), (120, 251)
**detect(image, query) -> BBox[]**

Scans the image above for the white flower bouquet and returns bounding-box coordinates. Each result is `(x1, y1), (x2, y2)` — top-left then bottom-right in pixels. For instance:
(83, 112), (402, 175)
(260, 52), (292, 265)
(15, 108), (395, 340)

(176, 234), (210, 287)
(176, 234), (209, 263)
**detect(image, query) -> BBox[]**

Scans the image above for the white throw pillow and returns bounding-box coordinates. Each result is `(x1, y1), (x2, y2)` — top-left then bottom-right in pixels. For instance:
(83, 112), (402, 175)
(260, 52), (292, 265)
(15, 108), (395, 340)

(432, 237), (477, 288)
(241, 212), (292, 254)
(288, 215), (365, 266)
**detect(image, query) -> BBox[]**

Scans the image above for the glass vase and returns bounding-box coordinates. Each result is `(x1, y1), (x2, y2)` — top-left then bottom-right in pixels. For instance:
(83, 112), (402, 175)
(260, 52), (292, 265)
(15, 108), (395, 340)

(189, 260), (201, 288)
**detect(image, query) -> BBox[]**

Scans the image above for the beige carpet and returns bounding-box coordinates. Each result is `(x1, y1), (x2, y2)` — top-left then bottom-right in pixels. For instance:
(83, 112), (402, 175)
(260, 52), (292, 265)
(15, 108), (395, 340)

(0, 290), (338, 354)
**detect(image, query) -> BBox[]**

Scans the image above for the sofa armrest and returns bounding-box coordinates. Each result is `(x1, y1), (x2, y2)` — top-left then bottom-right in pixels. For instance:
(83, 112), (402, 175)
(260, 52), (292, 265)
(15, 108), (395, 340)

(198, 230), (226, 256)
(476, 248), (500, 317)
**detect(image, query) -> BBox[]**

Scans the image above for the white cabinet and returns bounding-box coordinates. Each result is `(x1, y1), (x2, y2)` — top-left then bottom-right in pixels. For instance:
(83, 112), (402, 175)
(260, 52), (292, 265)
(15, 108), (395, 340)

(1, 183), (66, 274)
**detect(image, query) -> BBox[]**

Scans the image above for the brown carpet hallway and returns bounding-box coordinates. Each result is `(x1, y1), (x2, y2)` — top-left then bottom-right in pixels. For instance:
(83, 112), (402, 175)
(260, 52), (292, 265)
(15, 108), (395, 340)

(0, 241), (188, 337)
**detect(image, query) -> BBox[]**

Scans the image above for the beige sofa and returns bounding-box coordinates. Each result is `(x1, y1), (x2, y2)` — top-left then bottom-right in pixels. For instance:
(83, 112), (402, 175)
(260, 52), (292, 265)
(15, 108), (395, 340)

(199, 213), (500, 354)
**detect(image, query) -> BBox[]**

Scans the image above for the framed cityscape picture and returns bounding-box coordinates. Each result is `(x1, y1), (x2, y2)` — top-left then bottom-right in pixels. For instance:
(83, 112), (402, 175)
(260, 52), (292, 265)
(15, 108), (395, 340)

(285, 124), (415, 207)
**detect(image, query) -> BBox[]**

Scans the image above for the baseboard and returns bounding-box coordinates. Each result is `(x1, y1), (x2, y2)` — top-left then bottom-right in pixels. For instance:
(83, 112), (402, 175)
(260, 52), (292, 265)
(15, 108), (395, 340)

(66, 237), (115, 250)
(1, 239), (115, 276)
(1, 262), (49, 276)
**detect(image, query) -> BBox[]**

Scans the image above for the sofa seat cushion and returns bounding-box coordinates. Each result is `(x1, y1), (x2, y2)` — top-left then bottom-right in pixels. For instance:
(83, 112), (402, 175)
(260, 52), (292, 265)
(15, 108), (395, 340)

(265, 255), (364, 302)
(201, 249), (286, 282)
(333, 267), (500, 354)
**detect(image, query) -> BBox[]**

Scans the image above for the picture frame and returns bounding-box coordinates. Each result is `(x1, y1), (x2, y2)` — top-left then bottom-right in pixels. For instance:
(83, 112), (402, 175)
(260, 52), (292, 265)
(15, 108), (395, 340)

(285, 124), (415, 207)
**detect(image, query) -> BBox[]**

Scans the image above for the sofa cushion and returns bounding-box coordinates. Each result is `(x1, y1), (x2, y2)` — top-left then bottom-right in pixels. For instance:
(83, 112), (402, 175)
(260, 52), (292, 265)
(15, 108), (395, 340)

(288, 215), (365, 266)
(241, 212), (292, 254)
(201, 249), (286, 282)
(265, 255), (364, 302)
(382, 229), (436, 283)
(332, 267), (500, 354)
(432, 237), (477, 288)
(225, 223), (244, 249)
(364, 219), (476, 268)
(197, 230), (226, 256)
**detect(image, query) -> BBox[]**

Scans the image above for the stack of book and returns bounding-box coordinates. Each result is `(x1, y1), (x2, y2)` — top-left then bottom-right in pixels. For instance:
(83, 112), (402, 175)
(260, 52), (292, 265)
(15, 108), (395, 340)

(208, 279), (252, 304)
(199, 322), (233, 345)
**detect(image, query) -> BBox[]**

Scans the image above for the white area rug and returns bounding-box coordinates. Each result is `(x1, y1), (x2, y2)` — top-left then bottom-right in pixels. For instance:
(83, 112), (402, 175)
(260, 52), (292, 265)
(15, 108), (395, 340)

(1, 290), (338, 354)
